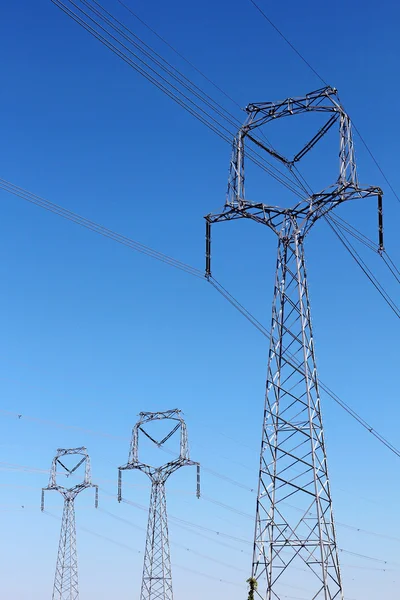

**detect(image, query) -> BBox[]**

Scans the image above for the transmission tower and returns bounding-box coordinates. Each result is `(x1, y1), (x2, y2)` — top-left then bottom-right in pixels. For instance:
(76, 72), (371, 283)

(41, 447), (98, 600)
(205, 87), (383, 600)
(118, 409), (200, 600)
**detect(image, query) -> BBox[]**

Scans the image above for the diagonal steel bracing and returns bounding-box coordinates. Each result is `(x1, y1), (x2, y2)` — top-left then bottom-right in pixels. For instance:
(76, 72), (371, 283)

(252, 220), (342, 599)
(205, 87), (383, 600)
(52, 499), (79, 600)
(141, 480), (173, 600)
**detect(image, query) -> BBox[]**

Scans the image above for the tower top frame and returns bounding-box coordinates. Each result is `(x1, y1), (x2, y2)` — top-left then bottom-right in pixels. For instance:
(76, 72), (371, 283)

(41, 447), (98, 505)
(119, 409), (200, 487)
(207, 86), (382, 240)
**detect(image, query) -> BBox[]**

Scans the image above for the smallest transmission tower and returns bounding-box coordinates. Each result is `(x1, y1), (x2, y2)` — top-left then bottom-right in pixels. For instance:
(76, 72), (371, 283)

(42, 447), (98, 600)
(118, 409), (200, 600)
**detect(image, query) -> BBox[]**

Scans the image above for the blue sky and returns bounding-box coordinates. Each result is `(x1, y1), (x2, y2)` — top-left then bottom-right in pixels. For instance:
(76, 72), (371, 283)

(0, 0), (400, 599)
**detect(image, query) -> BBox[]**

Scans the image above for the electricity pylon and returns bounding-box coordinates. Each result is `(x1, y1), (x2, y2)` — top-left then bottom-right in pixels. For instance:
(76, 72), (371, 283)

(205, 87), (383, 600)
(42, 447), (98, 600)
(118, 409), (200, 600)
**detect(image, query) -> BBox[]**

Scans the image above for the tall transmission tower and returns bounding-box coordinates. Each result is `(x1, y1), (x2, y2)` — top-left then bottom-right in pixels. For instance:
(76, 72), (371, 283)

(205, 87), (383, 600)
(118, 409), (200, 600)
(42, 447), (98, 600)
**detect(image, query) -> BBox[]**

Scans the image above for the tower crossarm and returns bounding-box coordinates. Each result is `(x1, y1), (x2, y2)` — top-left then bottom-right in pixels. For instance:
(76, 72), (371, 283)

(119, 458), (198, 478)
(42, 481), (98, 502)
(206, 183), (382, 248)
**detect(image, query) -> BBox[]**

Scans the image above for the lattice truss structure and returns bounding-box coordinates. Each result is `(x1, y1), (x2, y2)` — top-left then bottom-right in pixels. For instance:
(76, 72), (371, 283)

(42, 447), (98, 600)
(205, 87), (383, 600)
(118, 409), (200, 600)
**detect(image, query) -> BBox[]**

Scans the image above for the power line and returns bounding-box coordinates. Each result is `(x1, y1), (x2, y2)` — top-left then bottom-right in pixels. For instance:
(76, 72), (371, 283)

(47, 0), (400, 352)
(50, 0), (308, 197)
(118, 496), (400, 573)
(352, 123), (400, 205)
(115, 495), (400, 573)
(247, 0), (400, 208)
(120, 497), (251, 554)
(82, 0), (241, 130)
(216, 0), (400, 319)
(247, 0), (330, 87)
(99, 507), (247, 573)
(381, 251), (400, 285)
(6, 458), (400, 555)
(325, 215), (400, 319)
(3, 3), (400, 592)
(5, 457), (400, 572)
(43, 510), (244, 588)
(208, 276), (400, 460)
(329, 214), (400, 288)
(51, 0), (236, 140)
(52, 0), (400, 300)
(383, 252), (400, 279)
(1, 176), (400, 465)
(0, 178), (204, 279)
(115, 0), (243, 110)
(84, 506), (343, 599)
(328, 214), (378, 252)
(115, 490), (400, 572)
(325, 214), (400, 316)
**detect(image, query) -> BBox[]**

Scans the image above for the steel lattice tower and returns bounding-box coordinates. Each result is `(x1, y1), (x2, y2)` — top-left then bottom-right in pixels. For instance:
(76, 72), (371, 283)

(118, 409), (200, 600)
(205, 87), (383, 600)
(42, 447), (98, 600)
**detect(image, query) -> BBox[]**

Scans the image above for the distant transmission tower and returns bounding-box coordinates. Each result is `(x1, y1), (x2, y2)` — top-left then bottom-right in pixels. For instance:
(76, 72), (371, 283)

(206, 87), (383, 600)
(118, 409), (200, 600)
(42, 447), (98, 600)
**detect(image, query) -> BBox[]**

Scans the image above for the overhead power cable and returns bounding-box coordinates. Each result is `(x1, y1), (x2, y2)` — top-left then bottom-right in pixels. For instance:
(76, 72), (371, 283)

(329, 215), (400, 286)
(247, 0), (330, 87)
(5, 455), (400, 567)
(1, 178), (399, 462)
(381, 252), (400, 285)
(99, 507), (247, 573)
(41, 507), (397, 599)
(81, 0), (240, 130)
(325, 215), (400, 319)
(351, 123), (400, 205)
(0, 178), (204, 279)
(118, 493), (400, 572)
(49, 0), (308, 197)
(207, 279), (400, 460)
(43, 510), (244, 588)
(117, 494), (400, 573)
(53, 0), (400, 292)
(86, 504), (344, 599)
(52, 0), (400, 279)
(110, 493), (400, 573)
(246, 1), (400, 289)
(115, 0), (242, 109)
(247, 0), (400, 206)
(328, 214), (378, 252)
(83, 0), (241, 128)
(325, 214), (400, 307)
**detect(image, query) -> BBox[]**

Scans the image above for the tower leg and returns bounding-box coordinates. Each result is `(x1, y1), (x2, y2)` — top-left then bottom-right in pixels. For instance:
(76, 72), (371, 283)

(141, 481), (173, 600)
(52, 499), (79, 600)
(252, 220), (343, 600)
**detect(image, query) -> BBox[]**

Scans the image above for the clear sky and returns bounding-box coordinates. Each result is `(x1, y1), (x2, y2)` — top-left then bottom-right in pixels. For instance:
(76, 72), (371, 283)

(0, 1), (399, 599)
